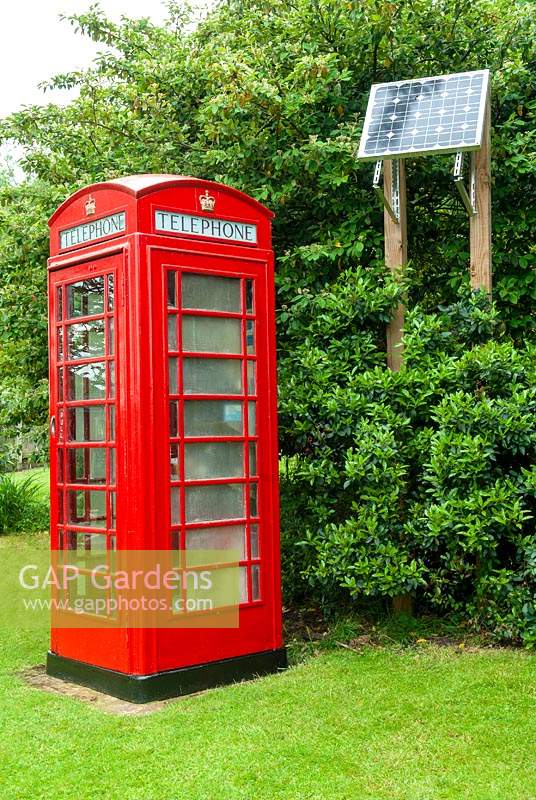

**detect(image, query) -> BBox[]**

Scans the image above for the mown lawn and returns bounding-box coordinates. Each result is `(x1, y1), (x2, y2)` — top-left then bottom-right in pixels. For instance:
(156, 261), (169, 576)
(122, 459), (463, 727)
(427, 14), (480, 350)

(1, 570), (536, 800)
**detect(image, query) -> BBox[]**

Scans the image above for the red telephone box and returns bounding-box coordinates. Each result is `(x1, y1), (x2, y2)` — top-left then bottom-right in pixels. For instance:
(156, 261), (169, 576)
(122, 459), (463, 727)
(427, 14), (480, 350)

(46, 175), (286, 702)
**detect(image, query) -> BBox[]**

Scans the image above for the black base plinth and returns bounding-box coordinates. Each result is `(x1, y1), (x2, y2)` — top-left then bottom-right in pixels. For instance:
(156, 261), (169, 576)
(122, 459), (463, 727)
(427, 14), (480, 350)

(46, 648), (288, 703)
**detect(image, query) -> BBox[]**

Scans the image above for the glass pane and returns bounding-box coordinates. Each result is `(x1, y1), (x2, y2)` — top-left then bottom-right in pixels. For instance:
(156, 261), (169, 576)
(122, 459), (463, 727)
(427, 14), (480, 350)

(110, 449), (116, 484)
(107, 275), (114, 311)
(167, 271), (177, 308)
(168, 357), (179, 394)
(186, 525), (246, 559)
(250, 524), (259, 558)
(57, 328), (63, 361)
(251, 565), (261, 601)
(68, 406), (106, 442)
(239, 566), (248, 603)
(67, 489), (107, 528)
(249, 444), (257, 476)
(56, 287), (63, 321)
(246, 320), (255, 354)
(170, 443), (180, 480)
(67, 448), (106, 484)
(245, 279), (254, 314)
(110, 492), (116, 528)
(182, 274), (241, 312)
(185, 442), (244, 480)
(68, 320), (105, 360)
(169, 401), (179, 437)
(184, 400), (243, 437)
(248, 402), (256, 435)
(185, 565), (246, 608)
(250, 484), (258, 517)
(58, 368), (64, 401)
(168, 315), (178, 351)
(182, 317), (242, 354)
(185, 484), (245, 522)
(183, 358), (242, 395)
(67, 363), (106, 400)
(57, 450), (64, 483)
(58, 490), (64, 523)
(67, 277), (104, 318)
(170, 487), (181, 525)
(247, 361), (256, 394)
(63, 531), (108, 554)
(107, 318), (114, 355)
(108, 362), (115, 399)
(109, 406), (116, 441)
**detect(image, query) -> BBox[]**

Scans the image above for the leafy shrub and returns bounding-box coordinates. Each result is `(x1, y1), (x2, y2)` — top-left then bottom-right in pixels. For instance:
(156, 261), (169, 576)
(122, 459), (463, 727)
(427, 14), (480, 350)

(0, 475), (49, 535)
(279, 285), (536, 646)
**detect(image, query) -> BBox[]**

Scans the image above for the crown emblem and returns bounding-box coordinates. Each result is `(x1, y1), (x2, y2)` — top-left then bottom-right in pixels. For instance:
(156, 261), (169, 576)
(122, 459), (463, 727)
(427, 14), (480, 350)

(85, 195), (96, 216)
(199, 189), (216, 212)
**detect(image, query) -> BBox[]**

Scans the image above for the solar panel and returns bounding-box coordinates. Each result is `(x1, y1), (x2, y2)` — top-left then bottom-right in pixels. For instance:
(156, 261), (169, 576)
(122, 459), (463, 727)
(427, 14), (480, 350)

(358, 69), (489, 161)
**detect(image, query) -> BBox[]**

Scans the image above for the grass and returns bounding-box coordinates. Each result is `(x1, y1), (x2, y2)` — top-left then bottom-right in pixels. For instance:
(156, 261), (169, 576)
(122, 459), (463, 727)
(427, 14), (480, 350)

(0, 480), (535, 799)
(10, 466), (49, 500)
(1, 572), (536, 798)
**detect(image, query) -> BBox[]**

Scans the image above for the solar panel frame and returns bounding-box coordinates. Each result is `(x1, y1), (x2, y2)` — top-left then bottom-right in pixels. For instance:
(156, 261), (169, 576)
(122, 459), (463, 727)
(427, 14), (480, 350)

(357, 69), (489, 162)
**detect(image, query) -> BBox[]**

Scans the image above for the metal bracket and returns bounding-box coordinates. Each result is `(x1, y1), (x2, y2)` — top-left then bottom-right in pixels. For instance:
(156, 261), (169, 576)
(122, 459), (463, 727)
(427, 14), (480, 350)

(453, 151), (477, 216)
(373, 159), (400, 223)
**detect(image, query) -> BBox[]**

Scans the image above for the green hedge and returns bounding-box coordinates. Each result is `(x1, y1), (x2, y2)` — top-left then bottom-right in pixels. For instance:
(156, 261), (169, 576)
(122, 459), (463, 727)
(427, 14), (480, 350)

(279, 281), (536, 646)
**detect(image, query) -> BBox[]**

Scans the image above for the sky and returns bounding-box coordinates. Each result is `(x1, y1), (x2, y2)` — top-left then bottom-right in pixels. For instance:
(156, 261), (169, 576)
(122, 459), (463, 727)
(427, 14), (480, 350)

(0, 0), (171, 118)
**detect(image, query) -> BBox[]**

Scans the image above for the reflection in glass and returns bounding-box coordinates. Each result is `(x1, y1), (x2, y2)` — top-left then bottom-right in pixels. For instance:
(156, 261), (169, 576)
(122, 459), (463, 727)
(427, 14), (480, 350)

(250, 483), (258, 517)
(67, 363), (106, 400)
(183, 358), (242, 395)
(168, 357), (179, 394)
(67, 277), (104, 318)
(248, 401), (256, 435)
(170, 443), (180, 479)
(110, 448), (116, 484)
(247, 361), (256, 394)
(186, 525), (246, 559)
(57, 450), (64, 483)
(56, 287), (63, 321)
(245, 279), (254, 314)
(58, 368), (64, 401)
(107, 318), (114, 355)
(68, 320), (105, 360)
(68, 406), (106, 442)
(109, 406), (116, 440)
(167, 271), (177, 308)
(110, 492), (116, 528)
(251, 565), (261, 601)
(67, 489), (107, 528)
(249, 444), (257, 476)
(185, 442), (244, 480)
(246, 320), (255, 354)
(184, 400), (243, 437)
(58, 490), (64, 523)
(107, 275), (114, 311)
(57, 328), (63, 361)
(170, 487), (181, 525)
(67, 448), (106, 484)
(182, 273), (241, 312)
(108, 362), (115, 399)
(182, 316), (242, 354)
(168, 315), (178, 351)
(185, 484), (244, 522)
(169, 401), (179, 437)
(250, 524), (259, 558)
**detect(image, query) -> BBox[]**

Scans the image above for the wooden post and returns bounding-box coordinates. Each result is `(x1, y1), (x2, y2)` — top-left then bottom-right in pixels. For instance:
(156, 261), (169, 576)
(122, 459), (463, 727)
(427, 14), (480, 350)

(383, 159), (411, 615)
(470, 96), (492, 295)
(384, 159), (407, 372)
